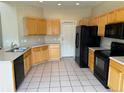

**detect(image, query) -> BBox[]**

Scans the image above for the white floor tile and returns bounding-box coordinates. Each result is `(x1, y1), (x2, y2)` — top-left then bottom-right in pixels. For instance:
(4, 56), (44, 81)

(94, 85), (111, 92)
(70, 80), (81, 86)
(28, 82), (39, 89)
(61, 87), (73, 92)
(61, 80), (71, 87)
(50, 87), (61, 92)
(38, 88), (49, 92)
(80, 80), (91, 86)
(51, 76), (60, 81)
(19, 82), (29, 89)
(17, 88), (26, 92)
(83, 86), (96, 92)
(60, 76), (69, 81)
(31, 77), (41, 82)
(26, 88), (37, 92)
(89, 79), (102, 85)
(72, 86), (85, 92)
(69, 76), (78, 81)
(50, 81), (60, 87)
(39, 82), (50, 88)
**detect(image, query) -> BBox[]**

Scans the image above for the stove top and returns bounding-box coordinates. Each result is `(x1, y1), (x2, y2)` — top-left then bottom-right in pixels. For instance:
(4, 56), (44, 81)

(95, 50), (112, 57)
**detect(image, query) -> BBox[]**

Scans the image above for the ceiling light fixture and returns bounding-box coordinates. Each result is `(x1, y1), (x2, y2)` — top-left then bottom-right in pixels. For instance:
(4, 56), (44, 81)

(57, 3), (62, 6)
(39, 1), (43, 3)
(76, 3), (80, 6)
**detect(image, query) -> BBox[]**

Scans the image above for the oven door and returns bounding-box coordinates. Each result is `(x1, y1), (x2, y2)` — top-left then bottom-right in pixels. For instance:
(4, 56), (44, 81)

(94, 55), (109, 81)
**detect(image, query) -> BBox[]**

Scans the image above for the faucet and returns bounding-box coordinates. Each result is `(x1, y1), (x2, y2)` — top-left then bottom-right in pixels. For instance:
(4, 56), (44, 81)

(11, 42), (17, 49)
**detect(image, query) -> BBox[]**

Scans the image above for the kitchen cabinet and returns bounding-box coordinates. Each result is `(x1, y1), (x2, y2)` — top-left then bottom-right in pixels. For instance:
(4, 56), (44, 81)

(108, 59), (124, 92)
(116, 8), (124, 22)
(107, 11), (116, 24)
(37, 19), (47, 35)
(23, 49), (32, 75)
(24, 17), (47, 35)
(24, 17), (38, 35)
(49, 44), (60, 61)
(89, 17), (98, 26)
(79, 18), (89, 25)
(31, 47), (41, 64)
(40, 46), (49, 62)
(88, 48), (94, 72)
(47, 19), (60, 35)
(31, 44), (60, 65)
(98, 14), (108, 36)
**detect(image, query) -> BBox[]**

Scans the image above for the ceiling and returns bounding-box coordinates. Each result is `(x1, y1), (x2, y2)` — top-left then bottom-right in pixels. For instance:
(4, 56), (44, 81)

(8, 1), (105, 8)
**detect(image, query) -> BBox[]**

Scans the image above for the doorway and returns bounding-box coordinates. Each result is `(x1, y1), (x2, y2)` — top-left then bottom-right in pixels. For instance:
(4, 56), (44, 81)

(61, 20), (77, 58)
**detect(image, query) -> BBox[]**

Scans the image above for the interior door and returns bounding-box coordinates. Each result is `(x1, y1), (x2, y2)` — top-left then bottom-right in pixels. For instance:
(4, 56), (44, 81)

(61, 21), (76, 58)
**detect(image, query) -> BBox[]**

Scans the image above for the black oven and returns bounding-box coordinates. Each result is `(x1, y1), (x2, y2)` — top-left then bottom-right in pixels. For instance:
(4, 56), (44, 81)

(94, 42), (124, 88)
(94, 52), (110, 88)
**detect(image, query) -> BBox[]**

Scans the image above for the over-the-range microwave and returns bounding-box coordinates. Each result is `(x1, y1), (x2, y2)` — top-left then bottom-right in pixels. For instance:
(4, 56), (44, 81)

(105, 22), (124, 39)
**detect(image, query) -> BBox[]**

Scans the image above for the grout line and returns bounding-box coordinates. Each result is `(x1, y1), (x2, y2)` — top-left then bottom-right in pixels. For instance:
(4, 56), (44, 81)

(37, 62), (46, 92)
(64, 59), (73, 92)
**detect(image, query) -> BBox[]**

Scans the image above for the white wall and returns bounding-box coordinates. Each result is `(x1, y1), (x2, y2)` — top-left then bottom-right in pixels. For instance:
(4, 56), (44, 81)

(0, 2), (19, 48)
(92, 1), (124, 17)
(43, 7), (92, 20)
(14, 4), (45, 47)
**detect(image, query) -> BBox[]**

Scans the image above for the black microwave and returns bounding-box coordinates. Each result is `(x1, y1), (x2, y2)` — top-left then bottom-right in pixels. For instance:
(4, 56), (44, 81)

(105, 23), (124, 39)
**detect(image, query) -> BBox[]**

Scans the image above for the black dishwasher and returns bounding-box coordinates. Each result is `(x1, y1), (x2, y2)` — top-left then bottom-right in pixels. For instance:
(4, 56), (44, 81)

(14, 55), (24, 90)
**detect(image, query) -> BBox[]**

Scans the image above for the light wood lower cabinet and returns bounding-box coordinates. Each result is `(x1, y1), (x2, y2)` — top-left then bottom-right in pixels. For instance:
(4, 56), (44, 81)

(49, 44), (60, 61)
(31, 44), (60, 65)
(23, 49), (32, 75)
(88, 48), (94, 72)
(108, 59), (124, 92)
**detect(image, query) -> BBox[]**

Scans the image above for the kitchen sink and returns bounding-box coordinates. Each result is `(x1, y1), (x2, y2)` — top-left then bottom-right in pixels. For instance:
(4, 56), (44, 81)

(6, 47), (28, 52)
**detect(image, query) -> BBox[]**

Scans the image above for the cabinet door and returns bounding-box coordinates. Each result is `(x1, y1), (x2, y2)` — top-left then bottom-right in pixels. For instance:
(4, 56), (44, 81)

(32, 47), (41, 64)
(107, 11), (116, 24)
(79, 18), (89, 25)
(116, 8), (124, 22)
(52, 20), (60, 35)
(98, 14), (108, 36)
(49, 45), (60, 60)
(89, 17), (98, 26)
(41, 46), (49, 61)
(121, 74), (124, 92)
(25, 18), (38, 35)
(23, 50), (31, 75)
(108, 66), (122, 91)
(37, 19), (47, 35)
(47, 20), (52, 35)
(88, 49), (94, 72)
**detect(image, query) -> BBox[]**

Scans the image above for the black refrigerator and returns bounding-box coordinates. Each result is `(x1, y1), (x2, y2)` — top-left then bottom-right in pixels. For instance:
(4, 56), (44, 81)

(75, 25), (101, 68)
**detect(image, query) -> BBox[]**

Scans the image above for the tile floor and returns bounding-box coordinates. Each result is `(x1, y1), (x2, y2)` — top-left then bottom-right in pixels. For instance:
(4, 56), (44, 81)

(17, 58), (111, 92)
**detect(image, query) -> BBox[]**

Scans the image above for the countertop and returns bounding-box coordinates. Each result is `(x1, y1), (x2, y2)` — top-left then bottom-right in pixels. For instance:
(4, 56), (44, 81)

(110, 57), (124, 66)
(0, 43), (60, 62)
(89, 47), (110, 52)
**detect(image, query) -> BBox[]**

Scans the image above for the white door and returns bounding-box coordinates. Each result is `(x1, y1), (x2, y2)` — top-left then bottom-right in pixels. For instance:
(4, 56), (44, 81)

(61, 20), (76, 58)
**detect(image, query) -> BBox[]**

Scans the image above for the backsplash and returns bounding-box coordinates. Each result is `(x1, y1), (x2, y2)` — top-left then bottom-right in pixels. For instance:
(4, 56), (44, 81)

(20, 36), (45, 47)
(100, 37), (124, 49)
(44, 36), (60, 44)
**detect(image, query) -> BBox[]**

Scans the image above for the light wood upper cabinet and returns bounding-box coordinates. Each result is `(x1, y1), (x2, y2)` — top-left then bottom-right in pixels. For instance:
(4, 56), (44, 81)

(24, 17), (47, 35)
(89, 17), (99, 26)
(107, 11), (116, 24)
(25, 17), (38, 35)
(47, 19), (60, 35)
(23, 49), (32, 75)
(108, 59), (124, 92)
(88, 48), (94, 72)
(98, 14), (108, 36)
(79, 18), (89, 25)
(37, 19), (47, 35)
(116, 8), (124, 22)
